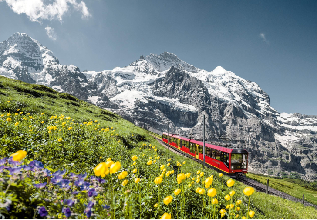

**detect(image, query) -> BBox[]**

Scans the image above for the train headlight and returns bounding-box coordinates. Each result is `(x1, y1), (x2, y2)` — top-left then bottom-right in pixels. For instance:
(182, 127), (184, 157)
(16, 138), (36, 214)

(231, 166), (234, 169)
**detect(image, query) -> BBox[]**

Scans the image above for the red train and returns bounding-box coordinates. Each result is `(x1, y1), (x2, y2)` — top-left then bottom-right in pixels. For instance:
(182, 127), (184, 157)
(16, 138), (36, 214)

(162, 132), (248, 176)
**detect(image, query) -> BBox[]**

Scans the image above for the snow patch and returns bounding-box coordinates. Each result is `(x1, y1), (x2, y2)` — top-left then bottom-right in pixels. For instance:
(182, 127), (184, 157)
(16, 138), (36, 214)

(3, 57), (21, 69)
(110, 90), (148, 108)
(153, 96), (197, 112)
(88, 96), (99, 105)
(52, 86), (63, 92)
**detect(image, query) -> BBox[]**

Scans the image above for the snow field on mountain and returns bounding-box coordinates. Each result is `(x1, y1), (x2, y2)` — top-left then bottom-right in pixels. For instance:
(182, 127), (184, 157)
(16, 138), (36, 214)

(110, 90), (148, 108)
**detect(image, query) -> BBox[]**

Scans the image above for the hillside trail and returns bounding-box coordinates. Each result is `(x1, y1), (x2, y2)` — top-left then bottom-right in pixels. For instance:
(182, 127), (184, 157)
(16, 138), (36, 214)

(150, 134), (317, 210)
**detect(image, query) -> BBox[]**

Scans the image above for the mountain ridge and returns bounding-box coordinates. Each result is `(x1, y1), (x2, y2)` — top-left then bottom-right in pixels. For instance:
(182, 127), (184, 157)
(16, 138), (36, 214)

(1, 32), (317, 181)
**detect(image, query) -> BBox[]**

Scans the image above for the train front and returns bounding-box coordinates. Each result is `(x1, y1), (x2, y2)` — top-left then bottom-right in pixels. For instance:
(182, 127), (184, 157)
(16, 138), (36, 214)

(229, 149), (248, 175)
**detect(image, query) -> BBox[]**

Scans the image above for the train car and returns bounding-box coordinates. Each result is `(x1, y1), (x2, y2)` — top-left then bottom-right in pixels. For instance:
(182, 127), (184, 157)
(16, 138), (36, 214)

(162, 132), (248, 176)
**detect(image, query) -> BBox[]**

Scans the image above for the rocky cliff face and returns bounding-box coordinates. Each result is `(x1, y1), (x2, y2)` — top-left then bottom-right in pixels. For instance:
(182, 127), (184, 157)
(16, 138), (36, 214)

(0, 33), (316, 181)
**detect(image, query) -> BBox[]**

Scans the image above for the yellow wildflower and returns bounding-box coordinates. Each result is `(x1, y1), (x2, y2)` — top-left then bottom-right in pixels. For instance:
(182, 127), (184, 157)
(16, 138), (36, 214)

(110, 161), (121, 174)
(10, 150), (27, 161)
(236, 200), (242, 205)
(154, 177), (163, 185)
(212, 198), (218, 205)
(249, 210), (255, 218)
(118, 171), (128, 179)
(122, 179), (128, 186)
(174, 189), (181, 196)
(226, 179), (235, 187)
(225, 194), (231, 201)
(229, 190), (235, 197)
(163, 196), (173, 205)
(243, 187), (255, 196)
(161, 213), (171, 219)
(207, 188), (217, 197)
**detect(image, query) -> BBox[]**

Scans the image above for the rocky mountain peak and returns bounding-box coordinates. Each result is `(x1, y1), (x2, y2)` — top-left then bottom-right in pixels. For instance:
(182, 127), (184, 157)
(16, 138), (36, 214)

(0, 32), (59, 72)
(129, 52), (199, 74)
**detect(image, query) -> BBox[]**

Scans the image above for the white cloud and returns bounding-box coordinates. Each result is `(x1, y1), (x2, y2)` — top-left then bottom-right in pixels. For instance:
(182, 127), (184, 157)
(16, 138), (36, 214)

(0, 0), (91, 22)
(259, 33), (269, 45)
(45, 26), (57, 40)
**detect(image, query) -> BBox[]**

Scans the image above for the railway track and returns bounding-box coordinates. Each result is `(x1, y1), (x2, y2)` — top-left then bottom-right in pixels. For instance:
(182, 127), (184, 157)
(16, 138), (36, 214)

(151, 134), (317, 209)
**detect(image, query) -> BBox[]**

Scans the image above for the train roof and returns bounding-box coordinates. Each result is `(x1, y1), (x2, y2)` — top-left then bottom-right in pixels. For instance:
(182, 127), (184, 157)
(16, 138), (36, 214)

(162, 133), (248, 154)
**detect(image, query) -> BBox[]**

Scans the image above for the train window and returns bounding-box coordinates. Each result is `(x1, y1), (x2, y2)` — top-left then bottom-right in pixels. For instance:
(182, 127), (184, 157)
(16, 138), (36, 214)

(191, 143), (196, 153)
(199, 145), (203, 154)
(222, 152), (229, 167)
(208, 148), (213, 157)
(231, 154), (247, 170)
(215, 150), (221, 160)
(185, 141), (190, 148)
(211, 150), (216, 159)
(206, 147), (210, 157)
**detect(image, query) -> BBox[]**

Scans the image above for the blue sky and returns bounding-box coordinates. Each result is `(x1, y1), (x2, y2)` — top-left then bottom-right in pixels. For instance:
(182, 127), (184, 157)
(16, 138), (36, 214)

(0, 0), (316, 115)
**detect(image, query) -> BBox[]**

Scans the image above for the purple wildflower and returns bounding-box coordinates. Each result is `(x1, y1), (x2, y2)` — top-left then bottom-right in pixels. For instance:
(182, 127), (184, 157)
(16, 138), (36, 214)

(62, 207), (72, 218)
(21, 165), (31, 171)
(53, 170), (66, 177)
(28, 160), (44, 168)
(34, 182), (47, 189)
(103, 205), (110, 209)
(97, 178), (106, 184)
(79, 181), (90, 191)
(85, 208), (92, 218)
(0, 165), (7, 172)
(50, 175), (63, 184)
(6, 205), (12, 212)
(56, 179), (71, 190)
(87, 201), (95, 209)
(88, 188), (98, 197)
(77, 172), (87, 179)
(72, 191), (79, 195)
(38, 206), (48, 217)
(7, 167), (21, 175)
(0, 158), (7, 165)
(64, 199), (74, 207)
(43, 169), (52, 177)
(74, 178), (84, 187)
(8, 157), (22, 166)
(69, 173), (77, 180)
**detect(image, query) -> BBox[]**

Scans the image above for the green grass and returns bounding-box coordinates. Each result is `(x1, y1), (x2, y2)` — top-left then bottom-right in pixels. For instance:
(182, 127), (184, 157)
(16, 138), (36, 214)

(1, 75), (317, 219)
(247, 173), (317, 206)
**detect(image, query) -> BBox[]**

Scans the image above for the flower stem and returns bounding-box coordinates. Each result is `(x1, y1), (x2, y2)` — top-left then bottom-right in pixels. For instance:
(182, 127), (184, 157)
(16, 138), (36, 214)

(110, 175), (115, 219)
(4, 180), (11, 195)
(182, 183), (185, 219)
(213, 204), (216, 219)
(247, 196), (250, 219)
(158, 184), (160, 213)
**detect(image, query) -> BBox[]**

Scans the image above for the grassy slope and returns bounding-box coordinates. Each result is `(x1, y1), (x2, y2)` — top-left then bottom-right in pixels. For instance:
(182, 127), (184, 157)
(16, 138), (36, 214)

(247, 173), (317, 206)
(1, 75), (317, 219)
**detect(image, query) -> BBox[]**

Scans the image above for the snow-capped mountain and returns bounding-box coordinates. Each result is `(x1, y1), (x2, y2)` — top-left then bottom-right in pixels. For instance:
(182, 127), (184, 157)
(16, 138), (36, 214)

(1, 33), (316, 180)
